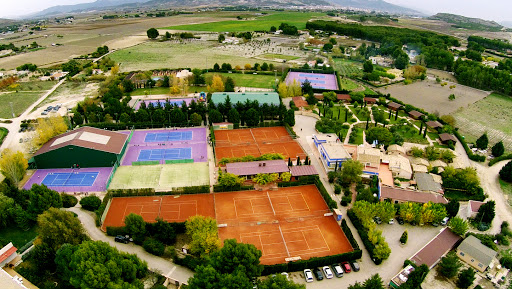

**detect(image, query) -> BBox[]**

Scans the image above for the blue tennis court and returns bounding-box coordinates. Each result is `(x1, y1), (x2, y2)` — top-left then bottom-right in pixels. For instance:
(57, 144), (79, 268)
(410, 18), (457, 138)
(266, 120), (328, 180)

(299, 73), (326, 78)
(41, 172), (99, 187)
(145, 131), (193, 142)
(137, 148), (192, 161)
(298, 78), (326, 84)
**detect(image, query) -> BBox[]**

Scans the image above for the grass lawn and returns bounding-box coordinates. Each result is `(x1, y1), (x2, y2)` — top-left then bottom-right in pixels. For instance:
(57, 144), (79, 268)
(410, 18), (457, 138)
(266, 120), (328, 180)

(14, 81), (57, 91)
(500, 179), (512, 206)
(260, 54), (300, 61)
(444, 190), (484, 202)
(348, 105), (370, 121)
(0, 91), (42, 118)
(427, 131), (440, 141)
(0, 225), (38, 249)
(205, 72), (277, 88)
(109, 42), (257, 72)
(339, 78), (361, 90)
(362, 85), (376, 95)
(163, 12), (326, 32)
(391, 125), (429, 145)
(318, 104), (356, 123)
(0, 127), (8, 146)
(349, 126), (364, 145)
(130, 86), (207, 96)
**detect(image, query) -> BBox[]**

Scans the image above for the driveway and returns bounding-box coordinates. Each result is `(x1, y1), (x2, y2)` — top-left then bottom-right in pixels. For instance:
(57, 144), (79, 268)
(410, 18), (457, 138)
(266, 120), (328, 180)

(66, 207), (193, 284)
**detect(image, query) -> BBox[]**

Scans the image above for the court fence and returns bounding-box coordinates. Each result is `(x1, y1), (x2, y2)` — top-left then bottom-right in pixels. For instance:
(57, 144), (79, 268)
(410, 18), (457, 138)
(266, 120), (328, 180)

(105, 161), (119, 191)
(132, 161), (160, 166)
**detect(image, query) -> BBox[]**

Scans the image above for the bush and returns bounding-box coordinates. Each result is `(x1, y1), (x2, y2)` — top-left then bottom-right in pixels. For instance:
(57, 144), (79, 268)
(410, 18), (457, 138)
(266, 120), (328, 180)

(334, 184), (342, 194)
(341, 219), (359, 250)
(79, 195), (102, 211)
(400, 230), (408, 244)
(347, 209), (382, 264)
(340, 195), (352, 206)
(61, 194), (78, 208)
(106, 226), (127, 236)
(143, 238), (165, 256)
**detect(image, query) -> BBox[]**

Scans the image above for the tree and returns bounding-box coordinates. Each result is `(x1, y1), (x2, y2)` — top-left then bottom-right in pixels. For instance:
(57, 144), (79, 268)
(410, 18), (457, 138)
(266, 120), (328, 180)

(209, 109), (223, 124)
(339, 160), (363, 184)
(37, 208), (88, 251)
(500, 161), (512, 182)
(0, 195), (15, 229)
(55, 240), (147, 289)
(190, 113), (202, 126)
(348, 274), (384, 289)
(225, 77), (235, 92)
(475, 201), (495, 224)
(61, 194), (78, 208)
(32, 116), (68, 148)
(208, 74), (225, 92)
(457, 268), (475, 289)
(446, 199), (460, 218)
(301, 79), (313, 97)
(170, 108), (186, 125)
(400, 230), (408, 244)
(72, 113), (84, 125)
(28, 184), (62, 219)
(475, 133), (488, 150)
(448, 217), (469, 236)
(449, 94), (456, 101)
(363, 60), (374, 73)
(79, 195), (102, 211)
(438, 252), (462, 278)
(210, 239), (263, 278)
(143, 238), (165, 256)
(186, 215), (221, 257)
(366, 127), (393, 146)
(259, 274), (305, 289)
(492, 141), (505, 157)
(284, 109), (295, 126)
(245, 108), (260, 126)
(124, 213), (146, 243)
(0, 149), (28, 186)
(425, 146), (441, 161)
(147, 28), (159, 39)
(147, 218), (177, 245)
(218, 34), (225, 43)
(227, 108), (240, 125)
(322, 43), (333, 51)
(218, 172), (244, 187)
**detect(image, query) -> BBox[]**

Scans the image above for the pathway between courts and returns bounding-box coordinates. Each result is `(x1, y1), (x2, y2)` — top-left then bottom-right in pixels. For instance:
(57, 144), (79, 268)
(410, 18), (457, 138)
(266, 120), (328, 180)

(66, 207), (193, 285)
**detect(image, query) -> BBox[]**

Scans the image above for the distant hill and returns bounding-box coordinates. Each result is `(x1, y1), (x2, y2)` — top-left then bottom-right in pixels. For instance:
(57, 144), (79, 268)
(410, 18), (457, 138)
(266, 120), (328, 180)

(500, 21), (512, 28)
(28, 0), (419, 18)
(428, 13), (503, 32)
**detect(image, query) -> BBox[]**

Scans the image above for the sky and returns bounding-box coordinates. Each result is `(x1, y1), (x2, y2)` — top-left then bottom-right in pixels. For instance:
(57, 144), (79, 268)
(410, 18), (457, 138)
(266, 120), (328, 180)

(1, 0), (511, 23)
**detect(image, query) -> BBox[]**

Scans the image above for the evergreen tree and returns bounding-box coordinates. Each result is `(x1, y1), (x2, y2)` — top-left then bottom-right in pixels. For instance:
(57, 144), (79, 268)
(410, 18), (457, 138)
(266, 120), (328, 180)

(491, 141), (505, 157)
(475, 133), (489, 150)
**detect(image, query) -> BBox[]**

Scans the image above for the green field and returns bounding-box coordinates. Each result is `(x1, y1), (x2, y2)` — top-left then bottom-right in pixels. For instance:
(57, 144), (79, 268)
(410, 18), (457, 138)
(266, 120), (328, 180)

(14, 81), (57, 91)
(500, 179), (512, 206)
(205, 72), (277, 88)
(109, 163), (209, 190)
(0, 91), (43, 118)
(110, 42), (259, 72)
(260, 54), (300, 61)
(348, 105), (370, 121)
(130, 86), (207, 96)
(454, 93), (512, 150)
(339, 78), (361, 91)
(0, 127), (7, 146)
(163, 12), (325, 32)
(334, 59), (362, 76)
(318, 105), (357, 123)
(0, 225), (38, 249)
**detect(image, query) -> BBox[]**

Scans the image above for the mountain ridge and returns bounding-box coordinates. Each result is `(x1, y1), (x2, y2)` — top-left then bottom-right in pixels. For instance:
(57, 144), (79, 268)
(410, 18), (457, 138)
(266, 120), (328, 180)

(428, 13), (504, 32)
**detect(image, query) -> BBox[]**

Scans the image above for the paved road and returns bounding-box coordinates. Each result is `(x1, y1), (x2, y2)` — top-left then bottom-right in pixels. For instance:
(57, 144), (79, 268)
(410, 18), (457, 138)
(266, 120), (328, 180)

(66, 207), (193, 284)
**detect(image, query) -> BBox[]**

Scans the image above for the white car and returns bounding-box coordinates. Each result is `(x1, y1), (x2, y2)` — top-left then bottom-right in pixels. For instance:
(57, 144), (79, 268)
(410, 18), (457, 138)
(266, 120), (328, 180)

(322, 266), (334, 279)
(304, 269), (314, 283)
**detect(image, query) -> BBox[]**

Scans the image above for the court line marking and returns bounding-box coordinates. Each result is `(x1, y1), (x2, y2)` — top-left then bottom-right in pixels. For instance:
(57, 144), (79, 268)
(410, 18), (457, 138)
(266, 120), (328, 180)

(278, 225), (290, 257)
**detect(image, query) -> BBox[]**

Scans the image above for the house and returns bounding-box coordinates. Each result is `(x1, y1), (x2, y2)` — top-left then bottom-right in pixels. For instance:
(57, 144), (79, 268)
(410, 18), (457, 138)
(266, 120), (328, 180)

(0, 243), (17, 267)
(411, 164), (428, 173)
(457, 235), (498, 272)
(337, 94), (351, 103)
(408, 110), (424, 120)
(289, 165), (318, 181)
(313, 134), (350, 171)
(0, 268), (29, 289)
(380, 185), (448, 204)
(381, 154), (412, 179)
(426, 121), (443, 130)
(364, 97), (377, 105)
(292, 96), (308, 109)
(415, 172), (443, 193)
(387, 144), (406, 156)
(357, 147), (381, 174)
(409, 228), (462, 269)
(467, 200), (485, 219)
(439, 133), (457, 145)
(388, 102), (402, 111)
(225, 160), (289, 179)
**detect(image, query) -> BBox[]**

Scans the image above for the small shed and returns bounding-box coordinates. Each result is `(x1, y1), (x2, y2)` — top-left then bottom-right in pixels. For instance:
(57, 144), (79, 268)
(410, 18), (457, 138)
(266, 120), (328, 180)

(439, 133), (457, 144)
(364, 97), (377, 105)
(212, 122), (234, 130)
(388, 102), (402, 111)
(314, 93), (324, 100)
(426, 121), (443, 129)
(408, 110), (424, 120)
(337, 94), (351, 102)
(292, 96), (308, 109)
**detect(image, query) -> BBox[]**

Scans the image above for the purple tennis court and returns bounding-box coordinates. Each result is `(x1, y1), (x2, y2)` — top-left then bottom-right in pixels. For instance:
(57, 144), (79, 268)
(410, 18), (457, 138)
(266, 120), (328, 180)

(285, 72), (338, 90)
(134, 98), (195, 110)
(24, 167), (113, 192)
(121, 127), (208, 165)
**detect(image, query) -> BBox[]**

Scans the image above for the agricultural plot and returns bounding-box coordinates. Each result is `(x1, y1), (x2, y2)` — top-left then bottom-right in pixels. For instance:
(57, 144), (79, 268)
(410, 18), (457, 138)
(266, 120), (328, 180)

(333, 59), (362, 76)
(34, 81), (98, 111)
(163, 12), (326, 32)
(109, 42), (255, 72)
(260, 54), (300, 61)
(339, 78), (361, 91)
(0, 91), (43, 118)
(454, 93), (512, 150)
(205, 72), (277, 89)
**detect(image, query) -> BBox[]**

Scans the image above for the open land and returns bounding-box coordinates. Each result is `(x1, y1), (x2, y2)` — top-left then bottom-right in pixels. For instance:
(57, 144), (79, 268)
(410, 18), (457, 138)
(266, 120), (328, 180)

(31, 81), (99, 113)
(0, 91), (48, 118)
(204, 72), (277, 89)
(375, 78), (490, 115)
(454, 93), (512, 150)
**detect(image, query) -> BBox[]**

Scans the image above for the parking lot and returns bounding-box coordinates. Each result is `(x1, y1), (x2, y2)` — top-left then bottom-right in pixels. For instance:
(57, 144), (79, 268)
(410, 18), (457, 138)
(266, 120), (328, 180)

(285, 221), (443, 288)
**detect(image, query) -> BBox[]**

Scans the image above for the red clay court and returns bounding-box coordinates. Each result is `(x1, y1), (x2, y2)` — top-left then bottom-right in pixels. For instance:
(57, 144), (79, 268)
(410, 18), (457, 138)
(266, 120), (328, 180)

(101, 194), (215, 230)
(214, 127), (306, 163)
(214, 185), (353, 265)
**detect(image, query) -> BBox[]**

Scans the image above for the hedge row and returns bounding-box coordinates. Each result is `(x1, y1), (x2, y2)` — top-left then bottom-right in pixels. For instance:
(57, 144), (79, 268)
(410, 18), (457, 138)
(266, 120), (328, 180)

(341, 219), (360, 250)
(453, 130), (486, 162)
(314, 176), (338, 210)
(489, 153), (512, 166)
(106, 221), (186, 237)
(107, 186), (209, 196)
(277, 175), (317, 187)
(261, 250), (362, 275)
(213, 184), (253, 192)
(347, 209), (382, 265)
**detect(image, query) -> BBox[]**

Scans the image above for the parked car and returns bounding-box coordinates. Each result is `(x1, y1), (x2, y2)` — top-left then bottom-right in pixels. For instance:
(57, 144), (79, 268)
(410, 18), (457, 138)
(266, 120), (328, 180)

(331, 264), (344, 278)
(46, 106), (53, 110)
(396, 216), (404, 225)
(303, 269), (314, 283)
(313, 267), (324, 281)
(373, 216), (382, 224)
(341, 262), (351, 273)
(441, 217), (449, 226)
(41, 111), (48, 115)
(388, 218), (394, 224)
(281, 272), (289, 280)
(322, 266), (334, 279)
(114, 235), (129, 244)
(350, 261), (360, 272)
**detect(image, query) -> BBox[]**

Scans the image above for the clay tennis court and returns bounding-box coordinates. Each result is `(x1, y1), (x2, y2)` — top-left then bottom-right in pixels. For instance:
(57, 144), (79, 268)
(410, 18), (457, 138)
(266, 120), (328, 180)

(214, 185), (353, 265)
(214, 127), (306, 164)
(101, 194), (215, 230)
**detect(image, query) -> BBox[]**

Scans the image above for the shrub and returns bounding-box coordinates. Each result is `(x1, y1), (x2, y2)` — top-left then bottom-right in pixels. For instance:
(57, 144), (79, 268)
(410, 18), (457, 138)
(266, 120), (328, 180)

(334, 184), (342, 194)
(143, 238), (165, 256)
(500, 161), (512, 182)
(79, 195), (102, 211)
(400, 230), (408, 244)
(61, 194), (78, 208)
(340, 195), (352, 206)
(106, 226), (127, 236)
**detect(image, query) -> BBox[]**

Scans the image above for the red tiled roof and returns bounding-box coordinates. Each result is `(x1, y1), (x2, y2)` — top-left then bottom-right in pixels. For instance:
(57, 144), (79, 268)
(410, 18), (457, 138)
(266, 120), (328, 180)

(364, 97), (377, 103)
(314, 93), (324, 100)
(408, 110), (424, 118)
(226, 160), (289, 176)
(410, 228), (462, 269)
(469, 200), (485, 213)
(292, 97), (308, 108)
(289, 165), (318, 177)
(0, 244), (17, 264)
(337, 94), (351, 100)
(34, 126), (128, 156)
(380, 185), (448, 204)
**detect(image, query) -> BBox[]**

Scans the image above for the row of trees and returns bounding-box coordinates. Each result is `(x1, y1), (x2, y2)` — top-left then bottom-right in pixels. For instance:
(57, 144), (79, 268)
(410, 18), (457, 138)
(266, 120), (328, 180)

(398, 202), (447, 225)
(212, 62), (275, 72)
(454, 59), (512, 96)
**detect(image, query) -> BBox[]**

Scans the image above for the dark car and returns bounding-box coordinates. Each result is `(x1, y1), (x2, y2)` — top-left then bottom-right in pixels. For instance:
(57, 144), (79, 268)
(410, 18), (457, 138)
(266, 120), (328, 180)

(396, 216), (404, 225)
(331, 264), (344, 278)
(341, 262), (351, 273)
(373, 216), (382, 224)
(114, 235), (129, 244)
(350, 260), (360, 272)
(313, 267), (324, 281)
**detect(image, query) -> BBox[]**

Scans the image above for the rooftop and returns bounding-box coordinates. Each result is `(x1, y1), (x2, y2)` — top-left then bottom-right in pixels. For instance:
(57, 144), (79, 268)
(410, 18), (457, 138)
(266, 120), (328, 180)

(211, 92), (280, 106)
(387, 144), (406, 155)
(380, 185), (448, 204)
(439, 133), (457, 143)
(364, 97), (377, 103)
(410, 228), (462, 269)
(469, 200), (485, 213)
(290, 165), (318, 177)
(226, 160), (289, 176)
(426, 121), (443, 129)
(0, 243), (16, 264)
(337, 94), (351, 101)
(383, 155), (412, 175)
(415, 172), (443, 193)
(458, 235), (497, 268)
(322, 143), (351, 160)
(357, 147), (381, 168)
(408, 110), (424, 118)
(314, 133), (339, 143)
(34, 126), (128, 157)
(388, 102), (402, 109)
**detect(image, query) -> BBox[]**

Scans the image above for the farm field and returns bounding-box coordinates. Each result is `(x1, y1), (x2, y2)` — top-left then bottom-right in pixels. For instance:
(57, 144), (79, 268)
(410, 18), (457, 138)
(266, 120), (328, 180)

(109, 42), (256, 72)
(376, 78), (489, 115)
(339, 78), (361, 90)
(260, 53), (300, 61)
(0, 91), (43, 118)
(454, 93), (512, 150)
(163, 12), (326, 32)
(205, 72), (277, 88)
(333, 58), (362, 76)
